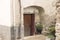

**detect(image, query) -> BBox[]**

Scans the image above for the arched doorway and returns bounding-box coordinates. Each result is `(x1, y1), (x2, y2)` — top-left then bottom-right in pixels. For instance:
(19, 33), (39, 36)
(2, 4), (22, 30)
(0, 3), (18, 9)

(24, 6), (45, 36)
(24, 14), (35, 36)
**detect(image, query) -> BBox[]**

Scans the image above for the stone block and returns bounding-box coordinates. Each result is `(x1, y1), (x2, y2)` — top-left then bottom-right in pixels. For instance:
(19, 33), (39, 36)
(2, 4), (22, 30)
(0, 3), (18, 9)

(56, 37), (60, 40)
(0, 25), (16, 40)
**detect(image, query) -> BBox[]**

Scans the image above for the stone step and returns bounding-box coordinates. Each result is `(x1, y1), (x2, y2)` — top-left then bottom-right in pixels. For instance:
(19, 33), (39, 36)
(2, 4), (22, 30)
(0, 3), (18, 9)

(19, 35), (46, 40)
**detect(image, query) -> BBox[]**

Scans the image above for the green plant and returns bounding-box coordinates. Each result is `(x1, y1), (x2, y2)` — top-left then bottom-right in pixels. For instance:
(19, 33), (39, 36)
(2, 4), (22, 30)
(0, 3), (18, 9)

(48, 25), (55, 37)
(48, 35), (54, 38)
(36, 24), (43, 34)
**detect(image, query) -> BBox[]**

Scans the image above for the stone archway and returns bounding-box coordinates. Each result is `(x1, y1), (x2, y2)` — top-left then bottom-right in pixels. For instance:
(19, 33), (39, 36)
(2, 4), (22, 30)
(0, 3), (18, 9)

(23, 6), (45, 36)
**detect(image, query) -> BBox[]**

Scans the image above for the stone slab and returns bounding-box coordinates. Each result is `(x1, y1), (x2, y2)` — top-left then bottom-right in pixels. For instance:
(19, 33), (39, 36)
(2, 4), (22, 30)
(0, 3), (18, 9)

(20, 35), (46, 40)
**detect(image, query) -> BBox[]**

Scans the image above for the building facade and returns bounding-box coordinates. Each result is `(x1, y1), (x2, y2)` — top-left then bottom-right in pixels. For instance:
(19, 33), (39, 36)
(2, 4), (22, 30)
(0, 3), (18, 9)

(0, 0), (60, 40)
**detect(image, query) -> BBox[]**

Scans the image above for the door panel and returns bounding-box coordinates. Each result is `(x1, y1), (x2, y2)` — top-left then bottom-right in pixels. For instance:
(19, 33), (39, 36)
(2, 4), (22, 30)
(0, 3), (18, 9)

(24, 14), (35, 36)
(24, 14), (31, 36)
(30, 14), (35, 35)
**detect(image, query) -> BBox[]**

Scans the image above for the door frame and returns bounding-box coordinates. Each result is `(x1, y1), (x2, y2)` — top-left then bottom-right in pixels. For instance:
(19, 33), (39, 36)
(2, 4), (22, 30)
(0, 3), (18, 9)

(24, 14), (35, 35)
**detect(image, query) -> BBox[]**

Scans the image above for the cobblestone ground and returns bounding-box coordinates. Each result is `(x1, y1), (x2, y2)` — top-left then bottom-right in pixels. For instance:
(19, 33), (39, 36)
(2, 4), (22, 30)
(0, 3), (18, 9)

(20, 35), (46, 40)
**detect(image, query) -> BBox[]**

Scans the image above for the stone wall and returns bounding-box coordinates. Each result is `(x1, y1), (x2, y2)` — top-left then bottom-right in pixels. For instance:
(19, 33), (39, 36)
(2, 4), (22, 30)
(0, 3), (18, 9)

(56, 0), (60, 40)
(22, 0), (56, 27)
(0, 25), (13, 40)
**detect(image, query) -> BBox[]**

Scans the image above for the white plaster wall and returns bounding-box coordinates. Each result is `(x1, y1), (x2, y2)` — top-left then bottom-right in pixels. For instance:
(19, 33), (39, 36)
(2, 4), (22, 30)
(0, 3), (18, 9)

(0, 0), (11, 26)
(14, 0), (20, 26)
(22, 0), (56, 15)
(0, 0), (15, 40)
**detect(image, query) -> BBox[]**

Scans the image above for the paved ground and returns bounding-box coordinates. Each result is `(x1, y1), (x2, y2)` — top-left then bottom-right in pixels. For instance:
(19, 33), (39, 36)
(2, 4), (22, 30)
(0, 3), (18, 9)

(20, 35), (46, 40)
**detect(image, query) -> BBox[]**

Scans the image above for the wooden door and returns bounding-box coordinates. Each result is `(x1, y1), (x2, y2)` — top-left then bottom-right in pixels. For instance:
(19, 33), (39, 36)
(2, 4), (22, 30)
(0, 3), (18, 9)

(24, 14), (35, 36)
